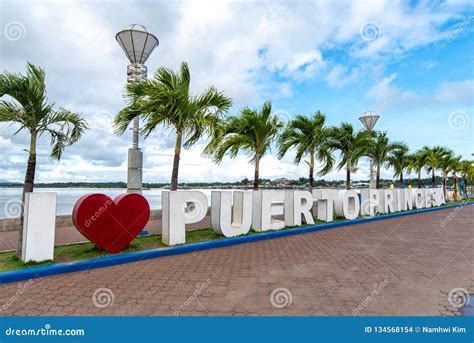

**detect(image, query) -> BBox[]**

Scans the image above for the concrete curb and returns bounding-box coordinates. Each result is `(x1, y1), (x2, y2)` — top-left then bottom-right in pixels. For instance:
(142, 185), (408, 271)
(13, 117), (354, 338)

(0, 202), (472, 284)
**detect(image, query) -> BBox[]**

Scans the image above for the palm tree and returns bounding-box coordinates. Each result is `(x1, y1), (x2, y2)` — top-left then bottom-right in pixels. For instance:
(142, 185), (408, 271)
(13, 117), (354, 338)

(114, 62), (232, 190)
(0, 63), (87, 257)
(459, 160), (474, 196)
(386, 143), (410, 187)
(203, 101), (282, 190)
(367, 131), (405, 188)
(448, 155), (462, 201)
(277, 111), (334, 192)
(438, 150), (456, 199)
(327, 122), (371, 190)
(407, 150), (426, 188)
(421, 146), (451, 187)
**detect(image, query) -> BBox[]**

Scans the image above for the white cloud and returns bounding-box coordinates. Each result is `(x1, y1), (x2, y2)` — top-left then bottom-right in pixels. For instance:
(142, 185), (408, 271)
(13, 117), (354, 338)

(367, 75), (473, 112)
(434, 79), (474, 105)
(326, 64), (361, 88)
(366, 73), (423, 111)
(278, 49), (326, 81)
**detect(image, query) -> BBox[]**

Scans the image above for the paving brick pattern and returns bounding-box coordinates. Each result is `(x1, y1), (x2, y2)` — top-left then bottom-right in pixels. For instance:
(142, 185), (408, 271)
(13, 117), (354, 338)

(0, 205), (472, 316)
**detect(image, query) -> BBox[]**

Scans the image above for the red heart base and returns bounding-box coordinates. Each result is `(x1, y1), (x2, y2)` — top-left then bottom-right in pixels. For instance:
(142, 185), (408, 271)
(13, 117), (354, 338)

(72, 193), (150, 254)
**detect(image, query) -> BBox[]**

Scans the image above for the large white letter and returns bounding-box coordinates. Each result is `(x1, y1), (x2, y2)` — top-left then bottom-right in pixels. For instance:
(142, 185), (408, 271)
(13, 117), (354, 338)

(413, 189), (424, 209)
(384, 190), (396, 213)
(22, 193), (57, 262)
(335, 190), (360, 220)
(211, 191), (252, 237)
(284, 191), (314, 226)
(162, 191), (208, 245)
(433, 188), (446, 206)
(334, 190), (346, 217)
(403, 189), (414, 210)
(312, 189), (337, 222)
(252, 190), (285, 231)
(360, 189), (383, 216)
(424, 189), (434, 208)
(395, 189), (406, 211)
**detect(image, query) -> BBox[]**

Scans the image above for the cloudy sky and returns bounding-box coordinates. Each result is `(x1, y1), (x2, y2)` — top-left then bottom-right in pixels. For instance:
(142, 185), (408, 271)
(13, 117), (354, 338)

(0, 0), (473, 184)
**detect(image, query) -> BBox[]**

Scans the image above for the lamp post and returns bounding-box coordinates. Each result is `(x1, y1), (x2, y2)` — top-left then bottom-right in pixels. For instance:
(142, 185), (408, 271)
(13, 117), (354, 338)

(359, 111), (379, 189)
(116, 24), (159, 193)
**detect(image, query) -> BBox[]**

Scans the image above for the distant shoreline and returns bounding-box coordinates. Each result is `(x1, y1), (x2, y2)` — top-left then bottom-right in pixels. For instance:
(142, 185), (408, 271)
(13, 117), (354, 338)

(0, 176), (450, 189)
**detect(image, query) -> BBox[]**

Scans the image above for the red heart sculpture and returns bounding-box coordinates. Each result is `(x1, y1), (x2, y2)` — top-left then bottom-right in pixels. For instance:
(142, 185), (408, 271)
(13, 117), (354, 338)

(72, 193), (150, 254)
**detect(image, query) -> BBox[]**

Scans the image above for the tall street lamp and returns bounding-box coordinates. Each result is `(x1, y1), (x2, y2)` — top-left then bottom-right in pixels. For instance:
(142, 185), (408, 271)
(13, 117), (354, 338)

(116, 24), (159, 193)
(359, 111), (379, 189)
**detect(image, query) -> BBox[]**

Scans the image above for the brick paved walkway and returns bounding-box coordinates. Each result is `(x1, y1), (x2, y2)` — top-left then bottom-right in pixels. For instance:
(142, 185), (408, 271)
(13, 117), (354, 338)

(0, 205), (472, 316)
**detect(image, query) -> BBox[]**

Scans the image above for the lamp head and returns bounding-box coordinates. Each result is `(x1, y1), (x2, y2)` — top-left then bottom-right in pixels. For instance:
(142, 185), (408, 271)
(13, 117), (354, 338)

(359, 111), (379, 131)
(116, 24), (159, 64)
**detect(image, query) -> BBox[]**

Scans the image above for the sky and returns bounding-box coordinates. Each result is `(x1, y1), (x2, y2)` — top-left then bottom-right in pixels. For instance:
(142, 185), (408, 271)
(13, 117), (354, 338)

(0, 0), (473, 184)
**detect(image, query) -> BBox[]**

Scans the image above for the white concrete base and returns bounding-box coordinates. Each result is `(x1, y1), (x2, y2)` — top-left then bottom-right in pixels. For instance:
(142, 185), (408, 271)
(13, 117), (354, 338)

(21, 192), (57, 262)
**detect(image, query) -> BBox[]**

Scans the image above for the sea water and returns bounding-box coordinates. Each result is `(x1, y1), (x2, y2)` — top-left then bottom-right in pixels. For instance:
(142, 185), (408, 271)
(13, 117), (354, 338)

(0, 187), (213, 218)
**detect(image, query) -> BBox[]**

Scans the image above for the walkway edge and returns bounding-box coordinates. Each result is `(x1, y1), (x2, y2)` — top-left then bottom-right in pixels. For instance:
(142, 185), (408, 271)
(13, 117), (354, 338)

(1, 201), (472, 284)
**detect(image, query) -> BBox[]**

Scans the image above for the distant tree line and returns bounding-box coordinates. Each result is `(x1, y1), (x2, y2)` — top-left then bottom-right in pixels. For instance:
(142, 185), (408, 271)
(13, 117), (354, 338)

(0, 175), (456, 189)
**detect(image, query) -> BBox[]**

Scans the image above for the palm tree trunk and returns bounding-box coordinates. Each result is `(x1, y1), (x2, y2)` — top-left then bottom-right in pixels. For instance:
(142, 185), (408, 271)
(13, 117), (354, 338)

(376, 162), (380, 189)
(253, 155), (260, 190)
(308, 153), (314, 193)
(442, 174), (447, 200)
(400, 172), (403, 186)
(453, 175), (458, 201)
(170, 129), (182, 191)
(17, 133), (37, 258)
(431, 169), (435, 188)
(346, 161), (351, 190)
(417, 170), (422, 188)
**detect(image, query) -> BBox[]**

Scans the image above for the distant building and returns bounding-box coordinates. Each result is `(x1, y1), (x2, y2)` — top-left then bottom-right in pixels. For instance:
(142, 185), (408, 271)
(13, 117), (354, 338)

(272, 178), (293, 188)
(352, 180), (370, 189)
